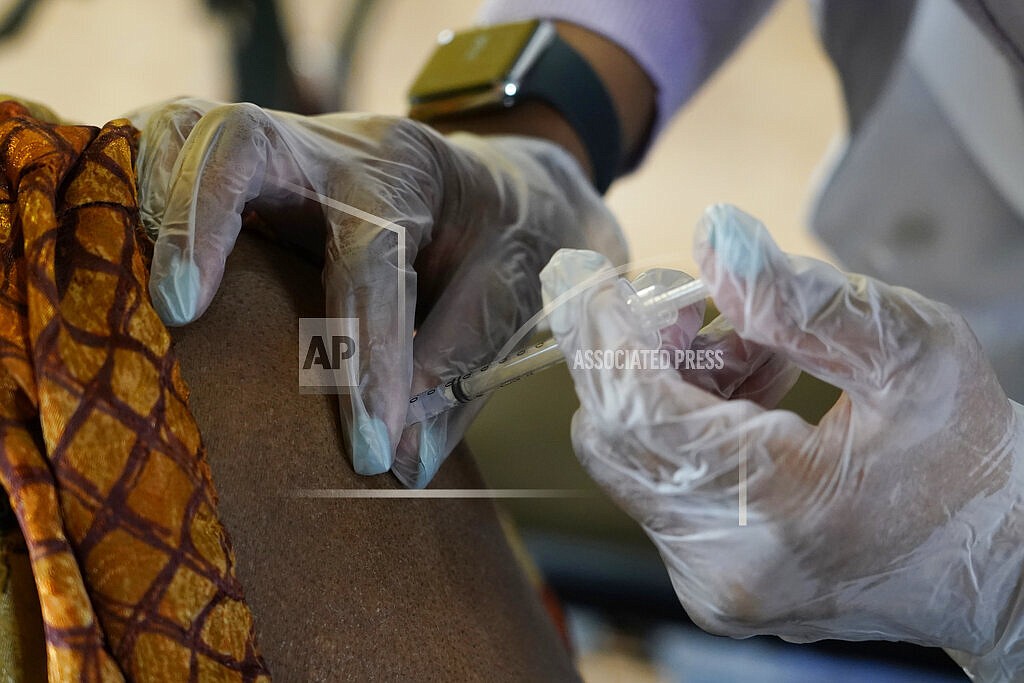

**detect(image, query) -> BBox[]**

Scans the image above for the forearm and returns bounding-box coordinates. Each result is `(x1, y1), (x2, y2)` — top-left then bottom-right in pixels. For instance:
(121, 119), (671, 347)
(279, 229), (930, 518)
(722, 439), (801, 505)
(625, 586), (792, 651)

(477, 0), (776, 138)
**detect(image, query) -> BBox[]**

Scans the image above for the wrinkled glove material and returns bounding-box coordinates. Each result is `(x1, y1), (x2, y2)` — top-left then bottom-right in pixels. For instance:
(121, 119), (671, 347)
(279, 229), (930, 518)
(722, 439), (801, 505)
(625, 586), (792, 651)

(541, 203), (1024, 682)
(131, 99), (627, 487)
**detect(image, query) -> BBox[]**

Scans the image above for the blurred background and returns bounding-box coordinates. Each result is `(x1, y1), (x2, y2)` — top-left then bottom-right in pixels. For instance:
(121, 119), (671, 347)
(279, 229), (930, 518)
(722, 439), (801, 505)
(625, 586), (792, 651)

(1, 0), (967, 680)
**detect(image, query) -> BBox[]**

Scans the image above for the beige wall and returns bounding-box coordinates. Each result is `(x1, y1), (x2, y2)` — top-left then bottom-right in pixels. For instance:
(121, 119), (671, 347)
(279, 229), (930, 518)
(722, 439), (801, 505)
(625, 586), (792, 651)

(2, 0), (841, 267)
(0, 1), (232, 121)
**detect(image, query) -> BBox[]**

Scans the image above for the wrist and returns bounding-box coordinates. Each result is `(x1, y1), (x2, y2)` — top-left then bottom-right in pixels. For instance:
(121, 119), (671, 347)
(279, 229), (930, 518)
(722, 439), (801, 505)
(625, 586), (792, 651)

(428, 100), (593, 181)
(945, 400), (1024, 681)
(407, 21), (654, 193)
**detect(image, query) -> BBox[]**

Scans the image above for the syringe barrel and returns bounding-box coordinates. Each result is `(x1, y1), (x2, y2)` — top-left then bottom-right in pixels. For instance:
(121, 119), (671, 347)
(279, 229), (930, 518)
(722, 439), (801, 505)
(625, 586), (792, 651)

(406, 339), (564, 425)
(406, 382), (460, 425)
(456, 338), (564, 401)
(406, 269), (708, 426)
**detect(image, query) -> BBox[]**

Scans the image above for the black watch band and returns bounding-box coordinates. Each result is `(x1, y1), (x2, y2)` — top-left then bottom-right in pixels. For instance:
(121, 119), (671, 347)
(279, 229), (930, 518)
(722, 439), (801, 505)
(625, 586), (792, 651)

(407, 21), (623, 193)
(520, 34), (622, 193)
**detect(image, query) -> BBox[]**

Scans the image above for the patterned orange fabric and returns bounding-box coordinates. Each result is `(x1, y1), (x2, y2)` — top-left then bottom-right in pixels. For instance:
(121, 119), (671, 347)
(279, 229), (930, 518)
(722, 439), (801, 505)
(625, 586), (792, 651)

(0, 102), (270, 681)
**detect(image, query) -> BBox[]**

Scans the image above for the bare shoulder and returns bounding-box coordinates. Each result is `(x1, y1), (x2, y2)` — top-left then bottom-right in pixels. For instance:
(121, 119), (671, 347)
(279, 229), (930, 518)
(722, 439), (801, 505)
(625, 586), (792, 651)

(169, 233), (577, 682)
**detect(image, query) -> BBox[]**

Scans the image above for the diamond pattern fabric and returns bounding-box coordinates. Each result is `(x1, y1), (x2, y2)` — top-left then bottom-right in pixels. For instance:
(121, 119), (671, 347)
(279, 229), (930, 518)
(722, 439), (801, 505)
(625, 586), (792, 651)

(0, 101), (270, 682)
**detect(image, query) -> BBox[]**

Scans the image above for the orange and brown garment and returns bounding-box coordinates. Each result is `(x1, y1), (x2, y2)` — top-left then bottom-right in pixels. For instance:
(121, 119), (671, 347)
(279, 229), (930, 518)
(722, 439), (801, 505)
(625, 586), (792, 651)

(0, 101), (270, 681)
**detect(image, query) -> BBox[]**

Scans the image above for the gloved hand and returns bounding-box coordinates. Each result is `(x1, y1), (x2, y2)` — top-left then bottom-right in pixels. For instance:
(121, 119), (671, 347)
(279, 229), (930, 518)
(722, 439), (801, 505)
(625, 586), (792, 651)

(129, 98), (626, 487)
(540, 204), (1024, 682)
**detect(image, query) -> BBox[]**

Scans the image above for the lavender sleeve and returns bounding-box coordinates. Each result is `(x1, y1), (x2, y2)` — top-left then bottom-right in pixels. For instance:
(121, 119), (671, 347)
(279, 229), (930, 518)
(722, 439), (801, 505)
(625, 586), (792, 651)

(477, 0), (776, 156)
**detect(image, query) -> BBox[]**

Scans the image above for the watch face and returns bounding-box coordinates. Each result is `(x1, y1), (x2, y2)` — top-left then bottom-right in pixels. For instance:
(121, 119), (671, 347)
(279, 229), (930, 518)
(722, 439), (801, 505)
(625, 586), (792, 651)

(409, 20), (539, 102)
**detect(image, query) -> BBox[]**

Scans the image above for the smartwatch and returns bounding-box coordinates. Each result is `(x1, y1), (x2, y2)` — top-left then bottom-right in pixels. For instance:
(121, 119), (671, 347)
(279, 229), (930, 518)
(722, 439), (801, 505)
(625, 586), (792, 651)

(407, 20), (622, 193)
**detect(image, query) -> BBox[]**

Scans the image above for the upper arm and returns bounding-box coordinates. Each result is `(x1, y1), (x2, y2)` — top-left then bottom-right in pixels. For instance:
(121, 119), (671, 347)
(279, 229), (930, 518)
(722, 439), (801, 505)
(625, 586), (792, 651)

(170, 233), (577, 681)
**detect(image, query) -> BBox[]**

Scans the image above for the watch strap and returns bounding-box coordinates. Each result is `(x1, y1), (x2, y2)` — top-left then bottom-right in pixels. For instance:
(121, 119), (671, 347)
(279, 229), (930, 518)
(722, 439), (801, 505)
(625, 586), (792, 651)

(520, 33), (622, 193)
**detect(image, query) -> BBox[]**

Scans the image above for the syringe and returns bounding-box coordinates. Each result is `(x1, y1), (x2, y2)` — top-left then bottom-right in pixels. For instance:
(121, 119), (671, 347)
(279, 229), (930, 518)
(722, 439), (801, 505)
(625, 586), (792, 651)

(405, 269), (708, 426)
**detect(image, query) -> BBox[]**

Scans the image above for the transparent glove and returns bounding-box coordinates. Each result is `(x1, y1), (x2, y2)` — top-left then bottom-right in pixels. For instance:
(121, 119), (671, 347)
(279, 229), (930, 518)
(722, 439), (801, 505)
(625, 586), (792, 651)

(129, 98), (626, 487)
(540, 204), (1024, 682)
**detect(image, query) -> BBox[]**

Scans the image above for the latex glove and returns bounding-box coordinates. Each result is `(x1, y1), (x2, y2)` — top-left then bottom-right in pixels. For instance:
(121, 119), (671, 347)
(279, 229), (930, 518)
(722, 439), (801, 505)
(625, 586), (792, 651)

(540, 204), (1024, 682)
(130, 98), (626, 487)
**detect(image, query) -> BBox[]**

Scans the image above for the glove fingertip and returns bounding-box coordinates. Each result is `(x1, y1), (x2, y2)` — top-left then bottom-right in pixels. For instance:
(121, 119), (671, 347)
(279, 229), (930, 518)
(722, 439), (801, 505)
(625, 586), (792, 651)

(392, 424), (445, 489)
(695, 204), (774, 284)
(149, 258), (201, 326)
(351, 415), (393, 476)
(540, 248), (612, 306)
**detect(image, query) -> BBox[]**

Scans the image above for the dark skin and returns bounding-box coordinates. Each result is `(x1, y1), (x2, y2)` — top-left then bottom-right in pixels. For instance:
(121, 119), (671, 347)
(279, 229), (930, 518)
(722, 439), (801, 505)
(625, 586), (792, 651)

(171, 234), (579, 681)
